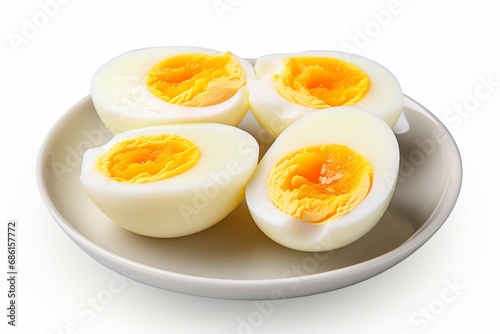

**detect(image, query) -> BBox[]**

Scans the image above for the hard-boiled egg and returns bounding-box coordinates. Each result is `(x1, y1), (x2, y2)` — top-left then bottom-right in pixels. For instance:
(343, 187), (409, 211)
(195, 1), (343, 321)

(248, 50), (403, 137)
(80, 123), (259, 238)
(91, 46), (255, 134)
(245, 106), (399, 252)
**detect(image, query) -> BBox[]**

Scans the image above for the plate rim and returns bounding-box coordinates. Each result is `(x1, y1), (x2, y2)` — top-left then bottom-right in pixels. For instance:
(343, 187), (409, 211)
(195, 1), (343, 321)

(36, 94), (463, 300)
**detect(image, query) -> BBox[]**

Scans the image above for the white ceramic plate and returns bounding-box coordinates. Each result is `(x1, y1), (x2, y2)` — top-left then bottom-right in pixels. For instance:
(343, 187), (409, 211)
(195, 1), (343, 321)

(37, 95), (462, 300)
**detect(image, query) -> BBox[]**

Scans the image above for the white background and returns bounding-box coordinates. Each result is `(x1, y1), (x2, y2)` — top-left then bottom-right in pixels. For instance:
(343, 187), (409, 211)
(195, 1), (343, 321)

(1, 0), (499, 333)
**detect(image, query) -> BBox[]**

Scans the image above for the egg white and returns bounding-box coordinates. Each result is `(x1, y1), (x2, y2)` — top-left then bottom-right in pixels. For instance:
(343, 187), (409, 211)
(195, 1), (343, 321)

(80, 123), (259, 238)
(245, 106), (400, 252)
(91, 46), (255, 134)
(248, 50), (404, 138)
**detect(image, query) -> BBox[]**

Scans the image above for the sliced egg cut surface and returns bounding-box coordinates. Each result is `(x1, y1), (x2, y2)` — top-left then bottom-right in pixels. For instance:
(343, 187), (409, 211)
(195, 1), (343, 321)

(273, 56), (370, 108)
(245, 106), (400, 252)
(96, 134), (200, 183)
(91, 46), (255, 134)
(248, 51), (403, 138)
(80, 123), (259, 238)
(146, 53), (245, 107)
(268, 144), (374, 224)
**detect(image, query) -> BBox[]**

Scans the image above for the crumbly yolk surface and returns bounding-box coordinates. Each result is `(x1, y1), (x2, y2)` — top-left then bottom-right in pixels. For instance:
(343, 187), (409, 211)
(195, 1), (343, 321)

(146, 52), (245, 107)
(272, 57), (370, 108)
(268, 144), (373, 223)
(96, 134), (200, 183)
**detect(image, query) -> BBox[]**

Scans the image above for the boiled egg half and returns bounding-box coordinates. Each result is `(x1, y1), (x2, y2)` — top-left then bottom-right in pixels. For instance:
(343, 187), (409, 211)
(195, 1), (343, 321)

(245, 106), (399, 252)
(80, 123), (259, 237)
(248, 50), (403, 137)
(91, 46), (255, 134)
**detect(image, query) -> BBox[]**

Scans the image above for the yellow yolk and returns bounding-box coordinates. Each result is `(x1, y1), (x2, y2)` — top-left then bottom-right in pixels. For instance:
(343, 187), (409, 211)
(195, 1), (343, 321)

(268, 144), (373, 224)
(272, 57), (370, 108)
(146, 52), (245, 107)
(96, 134), (200, 183)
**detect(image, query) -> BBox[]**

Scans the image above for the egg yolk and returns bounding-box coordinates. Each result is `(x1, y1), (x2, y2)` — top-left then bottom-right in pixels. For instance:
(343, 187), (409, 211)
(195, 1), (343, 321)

(268, 144), (373, 223)
(96, 134), (200, 183)
(146, 52), (245, 107)
(272, 57), (370, 108)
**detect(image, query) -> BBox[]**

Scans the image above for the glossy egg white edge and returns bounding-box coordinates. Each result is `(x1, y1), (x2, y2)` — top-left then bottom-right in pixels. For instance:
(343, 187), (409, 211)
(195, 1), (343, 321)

(80, 123), (259, 238)
(248, 50), (404, 138)
(245, 106), (400, 252)
(90, 46), (256, 134)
